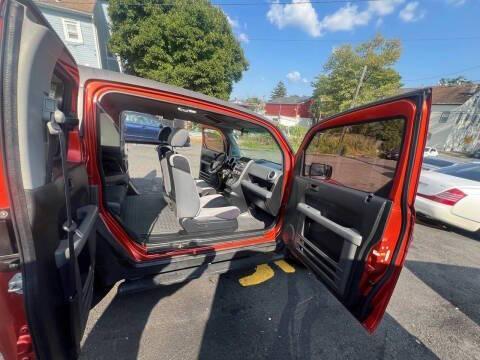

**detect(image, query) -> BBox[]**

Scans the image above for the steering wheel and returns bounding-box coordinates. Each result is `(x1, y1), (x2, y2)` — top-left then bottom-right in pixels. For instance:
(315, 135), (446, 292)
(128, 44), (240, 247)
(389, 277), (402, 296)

(208, 153), (227, 174)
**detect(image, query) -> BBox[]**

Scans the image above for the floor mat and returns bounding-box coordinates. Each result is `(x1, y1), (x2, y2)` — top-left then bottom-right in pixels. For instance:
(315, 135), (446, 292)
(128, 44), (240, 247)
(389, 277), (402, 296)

(122, 194), (182, 239)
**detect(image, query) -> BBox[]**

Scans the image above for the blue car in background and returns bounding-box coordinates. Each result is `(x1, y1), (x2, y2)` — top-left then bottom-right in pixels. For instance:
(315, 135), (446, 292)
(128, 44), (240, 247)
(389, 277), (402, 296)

(123, 111), (163, 143)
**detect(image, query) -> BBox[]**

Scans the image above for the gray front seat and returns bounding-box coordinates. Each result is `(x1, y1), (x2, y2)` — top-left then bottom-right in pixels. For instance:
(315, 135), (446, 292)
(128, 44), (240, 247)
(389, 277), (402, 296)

(168, 151), (240, 233)
(158, 128), (215, 202)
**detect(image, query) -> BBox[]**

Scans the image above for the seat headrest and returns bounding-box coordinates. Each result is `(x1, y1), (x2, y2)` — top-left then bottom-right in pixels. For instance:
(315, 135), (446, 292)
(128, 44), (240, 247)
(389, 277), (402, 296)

(168, 128), (189, 147)
(158, 126), (172, 143)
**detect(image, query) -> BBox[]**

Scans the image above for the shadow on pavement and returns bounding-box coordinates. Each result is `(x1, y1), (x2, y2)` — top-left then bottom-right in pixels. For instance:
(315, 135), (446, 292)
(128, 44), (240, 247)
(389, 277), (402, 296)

(196, 266), (437, 360)
(406, 261), (480, 327)
(415, 216), (480, 241)
(81, 260), (439, 360)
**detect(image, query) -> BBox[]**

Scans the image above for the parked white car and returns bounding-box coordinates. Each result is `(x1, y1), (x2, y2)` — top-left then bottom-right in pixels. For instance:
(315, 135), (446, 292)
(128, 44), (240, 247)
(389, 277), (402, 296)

(424, 147), (439, 157)
(415, 162), (480, 232)
(421, 157), (455, 171)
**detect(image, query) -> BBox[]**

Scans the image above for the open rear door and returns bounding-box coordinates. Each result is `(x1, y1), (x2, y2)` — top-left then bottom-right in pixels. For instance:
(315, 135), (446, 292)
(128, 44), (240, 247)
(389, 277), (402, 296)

(283, 90), (431, 332)
(0, 0), (97, 358)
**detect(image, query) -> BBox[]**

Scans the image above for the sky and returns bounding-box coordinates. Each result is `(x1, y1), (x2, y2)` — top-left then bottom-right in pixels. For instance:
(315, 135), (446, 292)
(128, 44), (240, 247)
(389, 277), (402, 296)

(219, 0), (480, 100)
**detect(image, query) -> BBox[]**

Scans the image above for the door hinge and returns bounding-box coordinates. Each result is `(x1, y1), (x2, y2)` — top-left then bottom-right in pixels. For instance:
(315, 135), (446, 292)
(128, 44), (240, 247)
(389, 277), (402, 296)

(8, 272), (23, 295)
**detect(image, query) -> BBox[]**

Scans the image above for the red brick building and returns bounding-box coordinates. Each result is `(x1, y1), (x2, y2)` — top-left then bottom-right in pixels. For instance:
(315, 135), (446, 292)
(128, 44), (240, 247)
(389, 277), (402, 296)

(265, 96), (312, 119)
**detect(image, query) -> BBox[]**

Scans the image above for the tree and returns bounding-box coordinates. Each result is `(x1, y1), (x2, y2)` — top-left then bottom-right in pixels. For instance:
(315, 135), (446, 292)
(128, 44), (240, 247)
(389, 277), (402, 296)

(245, 97), (264, 113)
(271, 81), (287, 99)
(311, 34), (402, 116)
(108, 0), (248, 100)
(439, 76), (473, 86)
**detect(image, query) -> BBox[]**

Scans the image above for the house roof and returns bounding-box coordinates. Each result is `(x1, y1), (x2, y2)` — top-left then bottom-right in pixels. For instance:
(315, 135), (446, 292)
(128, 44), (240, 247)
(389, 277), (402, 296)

(431, 85), (479, 105)
(35, 0), (96, 15)
(267, 96), (311, 105)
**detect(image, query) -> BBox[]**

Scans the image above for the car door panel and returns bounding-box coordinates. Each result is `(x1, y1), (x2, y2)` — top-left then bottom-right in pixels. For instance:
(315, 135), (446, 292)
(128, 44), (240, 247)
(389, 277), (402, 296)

(283, 91), (431, 332)
(0, 0), (97, 358)
(288, 177), (390, 296)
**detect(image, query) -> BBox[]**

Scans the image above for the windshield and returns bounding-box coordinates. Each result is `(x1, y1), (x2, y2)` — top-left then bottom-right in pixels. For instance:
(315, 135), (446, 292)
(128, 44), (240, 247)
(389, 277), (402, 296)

(436, 163), (480, 182)
(232, 129), (282, 165)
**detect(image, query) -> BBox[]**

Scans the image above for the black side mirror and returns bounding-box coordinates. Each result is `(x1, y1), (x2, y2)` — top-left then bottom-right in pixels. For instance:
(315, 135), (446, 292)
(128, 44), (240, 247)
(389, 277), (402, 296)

(307, 163), (333, 179)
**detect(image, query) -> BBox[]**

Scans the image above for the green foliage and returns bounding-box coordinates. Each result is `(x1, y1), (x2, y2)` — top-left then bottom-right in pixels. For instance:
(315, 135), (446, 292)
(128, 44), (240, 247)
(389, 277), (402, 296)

(439, 76), (473, 86)
(308, 132), (377, 157)
(108, 0), (248, 100)
(244, 96), (264, 112)
(306, 118), (404, 158)
(279, 125), (308, 151)
(311, 34), (402, 116)
(271, 81), (287, 99)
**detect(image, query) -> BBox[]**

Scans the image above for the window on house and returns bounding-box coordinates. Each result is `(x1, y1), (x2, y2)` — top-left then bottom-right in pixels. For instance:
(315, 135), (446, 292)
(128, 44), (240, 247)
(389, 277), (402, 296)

(62, 19), (83, 43)
(439, 111), (450, 123)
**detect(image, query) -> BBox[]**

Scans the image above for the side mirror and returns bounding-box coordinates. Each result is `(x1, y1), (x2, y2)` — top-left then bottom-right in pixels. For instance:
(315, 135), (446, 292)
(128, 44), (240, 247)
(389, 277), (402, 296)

(307, 163), (332, 179)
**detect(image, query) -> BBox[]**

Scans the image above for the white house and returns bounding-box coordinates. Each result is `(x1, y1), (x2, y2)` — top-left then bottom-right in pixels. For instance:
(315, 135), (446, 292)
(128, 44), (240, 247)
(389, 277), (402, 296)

(35, 0), (121, 72)
(427, 84), (480, 154)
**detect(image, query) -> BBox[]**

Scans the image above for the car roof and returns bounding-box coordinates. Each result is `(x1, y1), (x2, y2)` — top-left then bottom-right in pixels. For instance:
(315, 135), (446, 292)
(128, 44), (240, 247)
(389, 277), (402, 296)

(77, 66), (278, 130)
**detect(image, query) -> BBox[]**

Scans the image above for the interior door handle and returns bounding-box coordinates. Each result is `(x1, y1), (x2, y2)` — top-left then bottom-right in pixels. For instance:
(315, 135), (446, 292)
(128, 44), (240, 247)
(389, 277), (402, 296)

(309, 183), (319, 192)
(55, 205), (98, 268)
(297, 203), (363, 246)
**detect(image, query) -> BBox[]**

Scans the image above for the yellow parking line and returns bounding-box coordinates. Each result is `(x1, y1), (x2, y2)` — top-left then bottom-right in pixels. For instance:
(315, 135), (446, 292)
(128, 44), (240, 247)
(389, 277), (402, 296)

(274, 260), (296, 273)
(238, 264), (275, 287)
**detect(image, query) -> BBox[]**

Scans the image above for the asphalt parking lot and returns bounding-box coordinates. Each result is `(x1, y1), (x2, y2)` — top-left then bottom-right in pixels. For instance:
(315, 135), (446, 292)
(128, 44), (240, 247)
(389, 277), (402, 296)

(80, 144), (480, 359)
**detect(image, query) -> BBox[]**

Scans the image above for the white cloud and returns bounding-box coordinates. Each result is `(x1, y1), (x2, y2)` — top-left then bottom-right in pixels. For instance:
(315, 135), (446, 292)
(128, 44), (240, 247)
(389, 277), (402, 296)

(399, 2), (425, 22)
(267, 0), (408, 37)
(286, 70), (308, 83)
(368, 0), (405, 16)
(237, 33), (249, 43)
(375, 18), (384, 28)
(287, 71), (302, 82)
(267, 0), (322, 37)
(226, 14), (239, 29)
(320, 4), (371, 32)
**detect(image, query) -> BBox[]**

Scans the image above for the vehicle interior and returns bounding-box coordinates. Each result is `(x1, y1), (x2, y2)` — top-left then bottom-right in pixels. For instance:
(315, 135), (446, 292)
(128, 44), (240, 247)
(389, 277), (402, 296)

(97, 92), (285, 250)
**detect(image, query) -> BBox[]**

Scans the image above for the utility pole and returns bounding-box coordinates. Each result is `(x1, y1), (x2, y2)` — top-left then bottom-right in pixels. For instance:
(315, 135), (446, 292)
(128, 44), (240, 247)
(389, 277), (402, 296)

(351, 65), (368, 109)
(338, 65), (368, 147)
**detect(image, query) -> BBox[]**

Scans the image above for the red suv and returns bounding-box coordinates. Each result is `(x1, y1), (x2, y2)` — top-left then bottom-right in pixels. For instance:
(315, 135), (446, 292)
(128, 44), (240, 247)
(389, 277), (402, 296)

(0, 1), (431, 359)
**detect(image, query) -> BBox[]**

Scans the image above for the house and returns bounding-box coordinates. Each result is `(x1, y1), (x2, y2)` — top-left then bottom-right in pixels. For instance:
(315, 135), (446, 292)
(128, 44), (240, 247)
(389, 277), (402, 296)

(265, 96), (312, 127)
(426, 84), (480, 153)
(35, 0), (121, 72)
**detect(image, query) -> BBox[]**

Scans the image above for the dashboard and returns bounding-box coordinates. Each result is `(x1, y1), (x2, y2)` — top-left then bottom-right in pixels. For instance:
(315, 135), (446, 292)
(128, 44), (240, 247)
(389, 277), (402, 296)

(222, 156), (284, 217)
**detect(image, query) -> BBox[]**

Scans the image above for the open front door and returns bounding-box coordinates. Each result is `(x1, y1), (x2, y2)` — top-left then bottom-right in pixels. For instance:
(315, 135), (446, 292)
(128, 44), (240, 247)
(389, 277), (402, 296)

(283, 90), (431, 332)
(0, 0), (97, 358)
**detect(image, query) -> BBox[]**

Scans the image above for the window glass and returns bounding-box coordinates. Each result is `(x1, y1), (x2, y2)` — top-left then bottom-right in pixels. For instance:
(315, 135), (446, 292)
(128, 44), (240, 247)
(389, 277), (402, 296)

(100, 112), (120, 147)
(62, 19), (83, 43)
(436, 163), (480, 182)
(439, 111), (450, 123)
(124, 112), (161, 127)
(203, 128), (225, 153)
(233, 129), (283, 164)
(304, 118), (405, 193)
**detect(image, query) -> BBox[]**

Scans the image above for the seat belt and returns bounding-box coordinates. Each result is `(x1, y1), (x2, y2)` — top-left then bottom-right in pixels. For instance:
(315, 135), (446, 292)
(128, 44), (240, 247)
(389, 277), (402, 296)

(47, 109), (84, 355)
(47, 110), (79, 301)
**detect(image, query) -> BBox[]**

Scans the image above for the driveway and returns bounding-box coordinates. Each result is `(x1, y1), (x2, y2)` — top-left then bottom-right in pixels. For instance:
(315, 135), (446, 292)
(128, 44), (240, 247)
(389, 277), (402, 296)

(80, 222), (480, 360)
(82, 142), (480, 359)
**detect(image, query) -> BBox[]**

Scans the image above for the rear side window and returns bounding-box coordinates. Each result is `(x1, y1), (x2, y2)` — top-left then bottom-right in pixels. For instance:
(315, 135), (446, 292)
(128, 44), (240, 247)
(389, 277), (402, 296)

(203, 128), (225, 153)
(304, 118), (405, 194)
